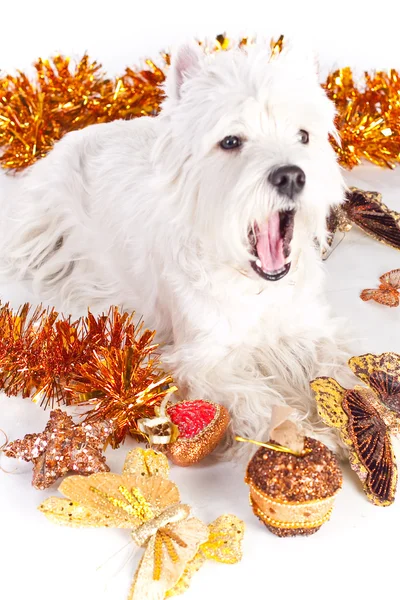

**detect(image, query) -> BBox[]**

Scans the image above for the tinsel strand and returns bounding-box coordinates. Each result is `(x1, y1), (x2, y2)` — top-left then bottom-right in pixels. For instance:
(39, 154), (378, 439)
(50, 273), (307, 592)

(1, 34), (400, 171)
(0, 303), (173, 446)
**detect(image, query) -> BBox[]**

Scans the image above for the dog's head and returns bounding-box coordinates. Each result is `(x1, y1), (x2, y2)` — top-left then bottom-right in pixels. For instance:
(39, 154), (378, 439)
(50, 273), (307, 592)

(159, 41), (345, 283)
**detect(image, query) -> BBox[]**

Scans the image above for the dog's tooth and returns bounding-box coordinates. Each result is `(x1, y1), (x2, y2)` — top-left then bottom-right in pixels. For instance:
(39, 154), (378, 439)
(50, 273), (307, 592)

(255, 259), (262, 268)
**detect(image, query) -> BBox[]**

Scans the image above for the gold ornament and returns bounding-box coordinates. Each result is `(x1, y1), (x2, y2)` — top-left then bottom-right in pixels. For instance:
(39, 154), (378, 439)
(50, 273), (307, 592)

(137, 393), (179, 445)
(3, 409), (111, 489)
(2, 35), (400, 172)
(166, 399), (230, 466)
(39, 448), (244, 598)
(311, 352), (400, 506)
(139, 398), (230, 466)
(240, 408), (342, 536)
(166, 514), (245, 597)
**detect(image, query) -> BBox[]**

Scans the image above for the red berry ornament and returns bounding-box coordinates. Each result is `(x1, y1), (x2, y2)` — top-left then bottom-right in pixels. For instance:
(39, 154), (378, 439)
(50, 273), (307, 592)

(166, 399), (230, 466)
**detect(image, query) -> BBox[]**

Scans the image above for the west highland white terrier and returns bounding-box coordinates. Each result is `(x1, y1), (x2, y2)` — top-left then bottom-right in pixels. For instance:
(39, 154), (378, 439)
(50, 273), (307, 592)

(0, 41), (348, 456)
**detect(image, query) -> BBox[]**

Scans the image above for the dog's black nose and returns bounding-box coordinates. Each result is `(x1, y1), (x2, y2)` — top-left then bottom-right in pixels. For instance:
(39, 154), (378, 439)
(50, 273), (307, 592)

(268, 165), (306, 198)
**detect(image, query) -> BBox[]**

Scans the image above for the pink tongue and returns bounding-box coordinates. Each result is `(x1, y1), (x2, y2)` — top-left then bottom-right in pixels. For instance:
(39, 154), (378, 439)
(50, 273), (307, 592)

(256, 213), (285, 273)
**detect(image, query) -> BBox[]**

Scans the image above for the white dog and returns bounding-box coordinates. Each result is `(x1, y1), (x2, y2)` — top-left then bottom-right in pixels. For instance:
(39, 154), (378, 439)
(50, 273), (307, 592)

(0, 41), (347, 456)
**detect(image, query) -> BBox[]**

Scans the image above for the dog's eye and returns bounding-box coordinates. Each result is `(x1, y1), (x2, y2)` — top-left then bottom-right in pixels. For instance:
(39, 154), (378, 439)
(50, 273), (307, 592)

(220, 136), (242, 150)
(298, 129), (309, 144)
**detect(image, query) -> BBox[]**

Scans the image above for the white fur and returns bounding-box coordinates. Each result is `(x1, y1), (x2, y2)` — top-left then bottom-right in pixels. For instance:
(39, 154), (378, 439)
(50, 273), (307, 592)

(0, 42), (349, 458)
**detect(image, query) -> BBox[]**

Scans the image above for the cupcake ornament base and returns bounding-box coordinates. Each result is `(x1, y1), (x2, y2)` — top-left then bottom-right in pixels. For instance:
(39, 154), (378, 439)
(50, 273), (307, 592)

(239, 407), (343, 537)
(249, 497), (327, 538)
(245, 436), (342, 537)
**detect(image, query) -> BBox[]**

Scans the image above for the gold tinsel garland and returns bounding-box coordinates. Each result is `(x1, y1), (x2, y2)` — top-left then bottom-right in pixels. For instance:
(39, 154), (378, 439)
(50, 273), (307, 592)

(1, 34), (400, 171)
(0, 303), (173, 447)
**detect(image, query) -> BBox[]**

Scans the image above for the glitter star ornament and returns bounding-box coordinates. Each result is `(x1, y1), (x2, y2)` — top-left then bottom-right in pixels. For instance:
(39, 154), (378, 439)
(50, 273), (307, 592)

(311, 352), (400, 506)
(3, 409), (111, 489)
(39, 448), (244, 599)
(242, 407), (343, 537)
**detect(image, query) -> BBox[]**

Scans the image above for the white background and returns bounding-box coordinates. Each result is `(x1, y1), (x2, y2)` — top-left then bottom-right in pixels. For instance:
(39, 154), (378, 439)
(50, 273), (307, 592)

(1, 1), (400, 599)
(1, 0), (400, 75)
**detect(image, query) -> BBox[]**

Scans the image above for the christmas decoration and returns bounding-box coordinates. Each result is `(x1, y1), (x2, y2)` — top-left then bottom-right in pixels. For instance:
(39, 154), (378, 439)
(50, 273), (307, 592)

(324, 67), (400, 169)
(122, 447), (171, 480)
(0, 303), (139, 406)
(67, 345), (174, 448)
(39, 448), (244, 599)
(166, 400), (230, 466)
(2, 35), (400, 171)
(240, 407), (342, 536)
(311, 352), (400, 506)
(0, 303), (174, 447)
(166, 514), (245, 597)
(137, 398), (230, 466)
(361, 269), (400, 306)
(0, 55), (166, 171)
(325, 188), (400, 259)
(3, 409), (111, 489)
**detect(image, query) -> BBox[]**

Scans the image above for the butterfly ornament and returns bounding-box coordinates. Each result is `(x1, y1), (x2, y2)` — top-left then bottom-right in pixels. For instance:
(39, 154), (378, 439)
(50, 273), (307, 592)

(323, 187), (400, 259)
(361, 269), (400, 307)
(39, 448), (244, 599)
(311, 353), (400, 506)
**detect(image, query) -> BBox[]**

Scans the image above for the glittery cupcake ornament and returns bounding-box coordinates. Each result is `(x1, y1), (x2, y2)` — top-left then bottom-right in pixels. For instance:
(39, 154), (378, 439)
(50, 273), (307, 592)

(240, 407), (343, 537)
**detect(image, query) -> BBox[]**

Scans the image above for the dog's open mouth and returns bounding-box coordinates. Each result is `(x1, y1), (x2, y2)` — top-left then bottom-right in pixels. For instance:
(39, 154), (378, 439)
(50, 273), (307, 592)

(249, 210), (295, 281)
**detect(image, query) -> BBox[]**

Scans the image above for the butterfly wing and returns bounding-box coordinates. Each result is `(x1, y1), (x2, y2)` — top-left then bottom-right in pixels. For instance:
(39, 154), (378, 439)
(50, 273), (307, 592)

(349, 353), (400, 416)
(123, 448), (170, 479)
(129, 517), (209, 600)
(165, 514), (245, 597)
(326, 205), (353, 237)
(310, 377), (350, 440)
(40, 473), (180, 529)
(344, 189), (400, 250)
(200, 514), (245, 564)
(312, 374), (398, 504)
(360, 288), (399, 307)
(349, 352), (400, 380)
(322, 206), (351, 260)
(380, 269), (400, 290)
(343, 387), (397, 506)
(39, 497), (119, 527)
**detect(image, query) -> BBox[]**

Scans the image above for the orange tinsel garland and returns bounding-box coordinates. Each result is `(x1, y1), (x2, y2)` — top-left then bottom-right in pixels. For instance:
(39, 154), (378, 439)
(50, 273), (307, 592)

(0, 55), (166, 170)
(1, 34), (400, 171)
(0, 303), (173, 447)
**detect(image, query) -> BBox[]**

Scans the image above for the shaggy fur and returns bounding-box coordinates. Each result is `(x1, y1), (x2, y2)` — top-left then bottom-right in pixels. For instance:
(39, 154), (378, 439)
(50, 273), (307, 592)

(0, 42), (349, 457)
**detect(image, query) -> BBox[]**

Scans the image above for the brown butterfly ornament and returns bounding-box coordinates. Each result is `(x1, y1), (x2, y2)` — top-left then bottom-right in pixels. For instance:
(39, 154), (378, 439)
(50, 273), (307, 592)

(324, 188), (400, 258)
(311, 353), (400, 506)
(360, 269), (400, 307)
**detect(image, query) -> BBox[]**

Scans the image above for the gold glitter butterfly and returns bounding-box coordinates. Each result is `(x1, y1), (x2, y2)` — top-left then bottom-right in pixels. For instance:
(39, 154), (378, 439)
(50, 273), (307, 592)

(167, 514), (245, 597)
(311, 353), (400, 507)
(39, 448), (244, 599)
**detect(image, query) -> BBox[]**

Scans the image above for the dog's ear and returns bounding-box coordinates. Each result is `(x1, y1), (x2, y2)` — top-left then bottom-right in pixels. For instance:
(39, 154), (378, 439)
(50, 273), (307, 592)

(166, 44), (202, 101)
